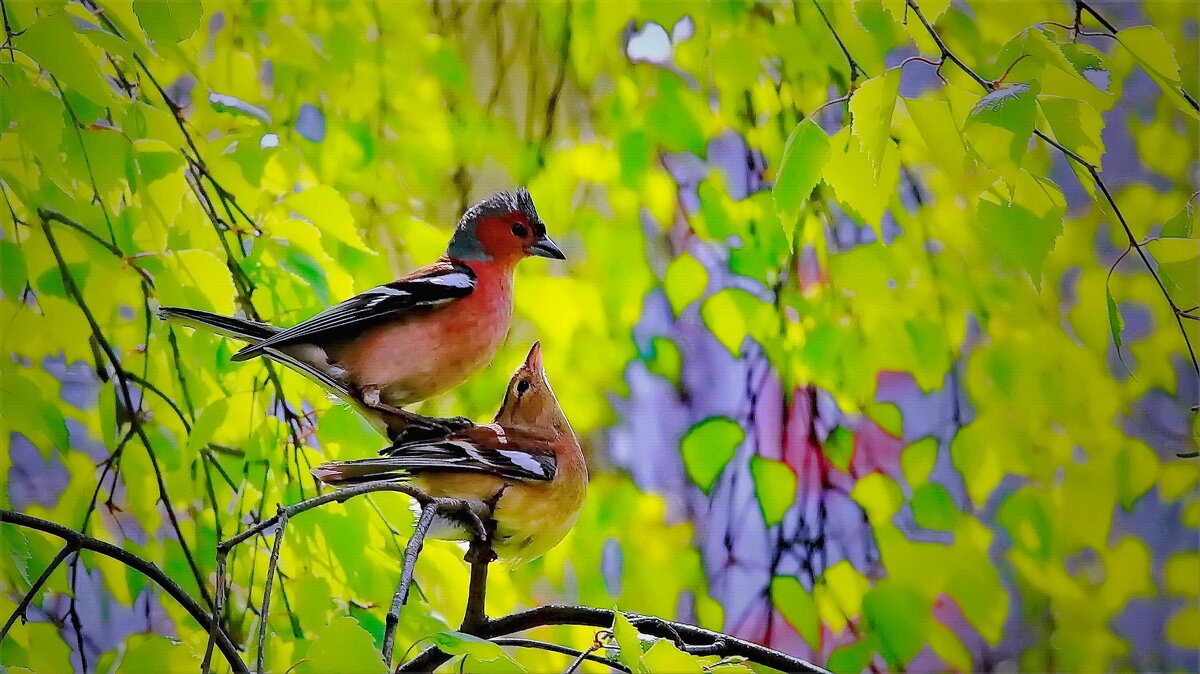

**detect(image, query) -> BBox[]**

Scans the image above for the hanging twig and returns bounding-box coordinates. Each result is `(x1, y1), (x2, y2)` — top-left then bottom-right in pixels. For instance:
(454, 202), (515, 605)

(494, 637), (627, 673)
(903, 0), (1200, 380)
(0, 510), (247, 672)
(0, 543), (77, 640)
(381, 503), (439, 668)
(255, 506), (290, 673)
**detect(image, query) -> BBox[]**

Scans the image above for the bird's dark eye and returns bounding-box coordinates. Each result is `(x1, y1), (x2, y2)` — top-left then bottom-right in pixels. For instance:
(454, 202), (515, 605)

(516, 380), (531, 395)
(511, 223), (527, 237)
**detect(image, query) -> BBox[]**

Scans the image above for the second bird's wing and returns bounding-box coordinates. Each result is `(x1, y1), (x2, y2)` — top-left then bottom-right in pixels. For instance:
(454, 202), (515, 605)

(231, 259), (476, 361)
(312, 424), (557, 486)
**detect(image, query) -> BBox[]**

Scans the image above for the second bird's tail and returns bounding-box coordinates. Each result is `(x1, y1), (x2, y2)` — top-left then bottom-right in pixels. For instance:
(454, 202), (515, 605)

(311, 458), (413, 487)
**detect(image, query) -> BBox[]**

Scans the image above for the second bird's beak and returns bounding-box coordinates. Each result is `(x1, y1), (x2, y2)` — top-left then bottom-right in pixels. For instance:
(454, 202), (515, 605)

(525, 341), (544, 371)
(528, 236), (566, 260)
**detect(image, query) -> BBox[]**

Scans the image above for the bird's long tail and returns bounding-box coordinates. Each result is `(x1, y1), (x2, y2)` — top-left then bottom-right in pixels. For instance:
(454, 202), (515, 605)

(311, 458), (414, 487)
(158, 306), (279, 342)
(159, 306), (382, 431)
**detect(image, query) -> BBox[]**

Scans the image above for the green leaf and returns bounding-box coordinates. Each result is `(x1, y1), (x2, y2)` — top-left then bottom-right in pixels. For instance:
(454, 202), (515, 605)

(428, 631), (525, 672)
(185, 399), (228, 454)
(904, 96), (967, 176)
(822, 127), (900, 230)
(911, 483), (959, 530)
(133, 0), (203, 44)
(1117, 26), (1198, 119)
(643, 639), (704, 673)
(964, 82), (1040, 180)
(681, 417), (744, 493)
(749, 456), (797, 526)
(611, 613), (650, 674)
(1106, 289), (1124, 351)
(1038, 95), (1105, 166)
(976, 172), (1066, 288)
(285, 186), (373, 253)
(15, 11), (115, 107)
(824, 426), (855, 472)
(1146, 237), (1200, 307)
(850, 67), (903, 179)
(771, 576), (820, 647)
(297, 616), (388, 673)
(863, 583), (928, 668)
(773, 119), (831, 222)
(663, 253), (708, 317)
(120, 634), (200, 672)
(700, 288), (773, 356)
(1161, 202), (1196, 239)
(645, 337), (682, 385)
(0, 241), (28, 300)
(901, 437), (938, 485)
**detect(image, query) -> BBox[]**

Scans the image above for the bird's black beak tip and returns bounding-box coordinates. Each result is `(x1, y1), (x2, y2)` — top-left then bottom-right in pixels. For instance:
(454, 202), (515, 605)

(529, 236), (566, 260)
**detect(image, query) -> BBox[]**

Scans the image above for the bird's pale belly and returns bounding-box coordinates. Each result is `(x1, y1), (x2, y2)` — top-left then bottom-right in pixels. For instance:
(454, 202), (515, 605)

(329, 290), (512, 406)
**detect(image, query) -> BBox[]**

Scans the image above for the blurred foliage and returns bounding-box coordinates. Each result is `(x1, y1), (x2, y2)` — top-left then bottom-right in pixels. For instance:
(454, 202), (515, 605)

(0, 0), (1197, 672)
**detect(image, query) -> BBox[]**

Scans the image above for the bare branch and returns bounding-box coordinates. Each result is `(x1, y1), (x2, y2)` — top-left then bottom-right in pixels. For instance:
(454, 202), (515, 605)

(382, 503), (438, 668)
(0, 543), (76, 640)
(256, 506), (290, 673)
(0, 510), (247, 673)
(492, 638), (628, 673)
(397, 605), (831, 673)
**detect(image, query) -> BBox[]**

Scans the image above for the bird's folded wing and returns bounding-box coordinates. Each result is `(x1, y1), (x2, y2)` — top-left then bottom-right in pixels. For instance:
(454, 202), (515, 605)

(232, 260), (476, 360)
(354, 424), (557, 482)
(312, 426), (556, 485)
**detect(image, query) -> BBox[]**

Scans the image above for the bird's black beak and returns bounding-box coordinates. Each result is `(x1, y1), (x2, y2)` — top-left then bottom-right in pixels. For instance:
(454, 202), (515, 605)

(528, 236), (566, 260)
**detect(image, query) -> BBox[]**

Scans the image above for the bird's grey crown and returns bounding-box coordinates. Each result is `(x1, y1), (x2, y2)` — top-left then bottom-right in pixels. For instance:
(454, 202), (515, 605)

(447, 188), (544, 260)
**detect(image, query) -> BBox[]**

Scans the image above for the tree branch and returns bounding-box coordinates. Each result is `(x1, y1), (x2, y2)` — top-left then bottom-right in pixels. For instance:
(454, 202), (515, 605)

(0, 510), (247, 673)
(904, 0), (1200, 381)
(397, 605), (831, 673)
(0, 542), (76, 640)
(492, 638), (629, 673)
(255, 505), (289, 673)
(381, 502), (438, 668)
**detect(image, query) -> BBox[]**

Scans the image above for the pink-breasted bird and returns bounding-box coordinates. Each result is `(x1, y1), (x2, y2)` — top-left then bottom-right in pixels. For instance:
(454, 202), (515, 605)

(160, 188), (563, 438)
(311, 342), (587, 565)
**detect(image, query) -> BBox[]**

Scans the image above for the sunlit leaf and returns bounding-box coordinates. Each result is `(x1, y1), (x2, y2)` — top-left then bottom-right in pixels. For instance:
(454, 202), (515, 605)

(133, 0), (203, 44)
(681, 417), (744, 493)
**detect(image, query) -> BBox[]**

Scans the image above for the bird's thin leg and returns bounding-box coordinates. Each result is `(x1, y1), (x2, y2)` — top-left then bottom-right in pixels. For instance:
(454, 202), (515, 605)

(360, 386), (475, 444)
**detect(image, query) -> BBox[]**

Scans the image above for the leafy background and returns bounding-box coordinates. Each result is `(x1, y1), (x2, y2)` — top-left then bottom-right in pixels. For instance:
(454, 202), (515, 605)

(1, 0), (1198, 671)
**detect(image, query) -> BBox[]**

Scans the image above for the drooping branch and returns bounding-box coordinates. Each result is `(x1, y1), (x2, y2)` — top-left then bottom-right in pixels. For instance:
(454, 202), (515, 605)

(903, 0), (1200, 381)
(213, 480), (491, 669)
(0, 542), (76, 640)
(0, 510), (247, 673)
(397, 604), (832, 673)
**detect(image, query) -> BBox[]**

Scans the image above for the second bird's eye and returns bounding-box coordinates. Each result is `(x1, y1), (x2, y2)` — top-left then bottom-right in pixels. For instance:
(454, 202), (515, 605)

(516, 380), (531, 395)
(511, 223), (527, 237)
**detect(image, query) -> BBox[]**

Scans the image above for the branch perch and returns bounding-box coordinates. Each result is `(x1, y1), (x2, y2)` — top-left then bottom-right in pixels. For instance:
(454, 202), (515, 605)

(397, 605), (832, 673)
(0, 510), (247, 673)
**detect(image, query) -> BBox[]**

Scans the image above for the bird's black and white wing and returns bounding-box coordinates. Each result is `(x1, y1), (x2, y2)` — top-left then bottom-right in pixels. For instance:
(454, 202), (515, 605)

(311, 425), (557, 486)
(231, 260), (475, 361)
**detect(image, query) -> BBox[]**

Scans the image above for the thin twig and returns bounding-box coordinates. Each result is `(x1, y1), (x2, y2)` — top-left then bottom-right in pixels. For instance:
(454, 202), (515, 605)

(398, 605), (831, 673)
(811, 0), (864, 84)
(0, 543), (76, 640)
(904, 0), (1200, 381)
(256, 506), (289, 674)
(381, 503), (438, 668)
(0, 510), (247, 672)
(492, 638), (628, 673)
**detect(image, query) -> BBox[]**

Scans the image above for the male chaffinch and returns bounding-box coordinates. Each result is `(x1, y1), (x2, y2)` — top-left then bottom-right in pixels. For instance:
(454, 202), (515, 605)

(311, 341), (587, 565)
(160, 188), (564, 438)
